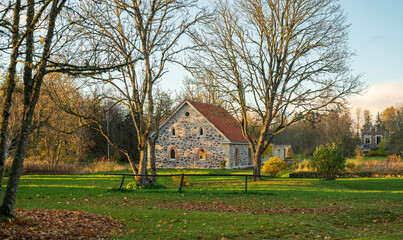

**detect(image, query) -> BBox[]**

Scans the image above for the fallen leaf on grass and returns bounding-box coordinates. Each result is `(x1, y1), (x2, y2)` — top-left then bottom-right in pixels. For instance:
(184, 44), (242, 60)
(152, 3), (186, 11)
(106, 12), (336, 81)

(0, 208), (123, 240)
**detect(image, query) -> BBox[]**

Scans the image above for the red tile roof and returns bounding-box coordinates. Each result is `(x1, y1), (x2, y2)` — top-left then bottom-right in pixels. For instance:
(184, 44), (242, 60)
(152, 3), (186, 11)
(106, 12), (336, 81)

(186, 99), (247, 142)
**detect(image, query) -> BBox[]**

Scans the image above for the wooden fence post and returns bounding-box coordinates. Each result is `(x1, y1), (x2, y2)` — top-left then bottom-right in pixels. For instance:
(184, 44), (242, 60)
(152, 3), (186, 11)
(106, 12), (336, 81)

(119, 175), (126, 190)
(178, 174), (185, 192)
(245, 175), (248, 193)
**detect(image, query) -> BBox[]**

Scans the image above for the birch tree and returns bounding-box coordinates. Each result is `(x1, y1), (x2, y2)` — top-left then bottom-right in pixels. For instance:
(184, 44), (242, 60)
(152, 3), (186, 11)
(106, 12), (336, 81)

(190, 0), (361, 180)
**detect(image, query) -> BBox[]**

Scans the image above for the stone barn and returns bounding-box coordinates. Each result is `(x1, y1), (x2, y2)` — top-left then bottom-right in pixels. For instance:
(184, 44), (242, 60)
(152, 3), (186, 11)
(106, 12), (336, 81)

(152, 99), (252, 169)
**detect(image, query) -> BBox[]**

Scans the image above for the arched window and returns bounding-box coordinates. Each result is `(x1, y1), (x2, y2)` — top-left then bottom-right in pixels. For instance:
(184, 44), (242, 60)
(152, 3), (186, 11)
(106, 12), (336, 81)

(171, 127), (176, 137)
(198, 147), (206, 160)
(199, 127), (204, 136)
(169, 147), (177, 160)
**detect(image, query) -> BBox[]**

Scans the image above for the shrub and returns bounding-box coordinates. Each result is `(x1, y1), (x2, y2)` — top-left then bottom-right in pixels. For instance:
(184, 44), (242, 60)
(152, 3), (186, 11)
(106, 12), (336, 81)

(85, 157), (125, 173)
(364, 151), (379, 157)
(298, 159), (311, 171)
(289, 171), (319, 178)
(365, 150), (388, 157)
(345, 159), (356, 170)
(220, 160), (227, 170)
(125, 182), (166, 190)
(171, 170), (194, 187)
(286, 148), (294, 159)
(354, 146), (362, 157)
(355, 154), (364, 163)
(261, 157), (288, 177)
(386, 154), (401, 167)
(311, 143), (345, 180)
(291, 161), (299, 170)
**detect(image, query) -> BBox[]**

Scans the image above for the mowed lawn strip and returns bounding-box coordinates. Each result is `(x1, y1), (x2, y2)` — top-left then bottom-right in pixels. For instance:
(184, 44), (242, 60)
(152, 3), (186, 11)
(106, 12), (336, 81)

(4, 169), (402, 239)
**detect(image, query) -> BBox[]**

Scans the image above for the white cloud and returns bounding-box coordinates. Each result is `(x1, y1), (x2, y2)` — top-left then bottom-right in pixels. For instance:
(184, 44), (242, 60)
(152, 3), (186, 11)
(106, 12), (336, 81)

(348, 80), (403, 114)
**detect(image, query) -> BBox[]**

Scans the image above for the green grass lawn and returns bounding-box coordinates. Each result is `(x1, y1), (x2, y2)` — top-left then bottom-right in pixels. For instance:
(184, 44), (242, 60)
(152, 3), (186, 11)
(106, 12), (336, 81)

(3, 169), (402, 239)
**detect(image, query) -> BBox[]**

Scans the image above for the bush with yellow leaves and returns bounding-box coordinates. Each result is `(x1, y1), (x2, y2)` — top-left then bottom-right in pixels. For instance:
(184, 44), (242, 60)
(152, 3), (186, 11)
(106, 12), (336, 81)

(261, 157), (288, 177)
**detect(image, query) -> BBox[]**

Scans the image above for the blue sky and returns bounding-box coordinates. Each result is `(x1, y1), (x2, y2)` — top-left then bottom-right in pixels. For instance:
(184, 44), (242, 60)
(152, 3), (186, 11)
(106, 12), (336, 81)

(341, 0), (403, 114)
(160, 0), (403, 115)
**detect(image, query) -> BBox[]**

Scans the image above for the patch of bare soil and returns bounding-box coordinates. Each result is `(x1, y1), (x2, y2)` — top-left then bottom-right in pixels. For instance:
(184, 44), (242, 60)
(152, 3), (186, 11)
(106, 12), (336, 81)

(0, 208), (123, 240)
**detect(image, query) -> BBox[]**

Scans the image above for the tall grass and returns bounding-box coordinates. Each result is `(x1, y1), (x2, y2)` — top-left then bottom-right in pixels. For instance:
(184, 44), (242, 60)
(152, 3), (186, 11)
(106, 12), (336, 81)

(85, 157), (126, 173)
(4, 156), (128, 175)
(4, 157), (82, 175)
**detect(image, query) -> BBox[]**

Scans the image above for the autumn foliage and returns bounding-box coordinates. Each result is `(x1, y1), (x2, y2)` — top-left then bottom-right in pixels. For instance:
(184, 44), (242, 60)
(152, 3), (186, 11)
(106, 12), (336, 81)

(261, 157), (288, 177)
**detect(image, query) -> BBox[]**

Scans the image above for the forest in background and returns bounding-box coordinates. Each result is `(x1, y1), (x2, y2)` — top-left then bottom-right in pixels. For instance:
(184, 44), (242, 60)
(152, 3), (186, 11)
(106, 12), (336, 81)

(2, 71), (402, 171)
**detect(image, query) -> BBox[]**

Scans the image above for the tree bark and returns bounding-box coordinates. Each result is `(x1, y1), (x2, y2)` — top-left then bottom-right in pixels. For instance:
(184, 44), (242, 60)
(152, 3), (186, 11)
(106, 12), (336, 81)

(135, 145), (150, 185)
(0, 0), (66, 217)
(0, 0), (21, 203)
(148, 139), (157, 183)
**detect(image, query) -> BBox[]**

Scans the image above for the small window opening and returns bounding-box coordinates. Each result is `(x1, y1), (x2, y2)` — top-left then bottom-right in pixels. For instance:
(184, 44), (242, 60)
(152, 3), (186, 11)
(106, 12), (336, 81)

(171, 128), (176, 136)
(199, 148), (206, 160)
(185, 111), (190, 117)
(199, 128), (204, 136)
(170, 148), (177, 160)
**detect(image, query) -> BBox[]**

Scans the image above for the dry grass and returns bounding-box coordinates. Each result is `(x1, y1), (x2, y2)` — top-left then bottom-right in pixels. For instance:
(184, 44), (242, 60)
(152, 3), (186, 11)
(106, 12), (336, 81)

(293, 155), (402, 177)
(3, 156), (127, 175)
(345, 155), (402, 177)
(84, 157), (126, 173)
(294, 159), (312, 172)
(4, 157), (82, 175)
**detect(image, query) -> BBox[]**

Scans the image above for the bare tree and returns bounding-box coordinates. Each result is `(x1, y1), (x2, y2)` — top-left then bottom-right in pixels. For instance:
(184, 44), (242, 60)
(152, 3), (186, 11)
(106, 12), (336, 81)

(181, 71), (229, 108)
(0, 0), (68, 217)
(57, 0), (206, 185)
(363, 109), (372, 128)
(355, 107), (361, 135)
(189, 0), (361, 180)
(148, 88), (174, 182)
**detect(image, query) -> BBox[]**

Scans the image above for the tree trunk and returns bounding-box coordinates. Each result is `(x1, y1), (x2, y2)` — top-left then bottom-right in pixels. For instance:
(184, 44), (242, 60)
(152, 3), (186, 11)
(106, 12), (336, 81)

(32, 122), (41, 164)
(0, 0), (21, 202)
(0, 0), (66, 217)
(252, 149), (263, 181)
(148, 139), (156, 183)
(135, 146), (150, 185)
(0, 112), (33, 217)
(126, 152), (138, 174)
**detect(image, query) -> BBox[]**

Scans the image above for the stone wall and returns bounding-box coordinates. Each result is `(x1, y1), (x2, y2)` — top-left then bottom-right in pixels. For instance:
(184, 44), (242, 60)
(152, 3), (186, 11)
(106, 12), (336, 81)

(227, 144), (250, 168)
(360, 125), (386, 152)
(154, 103), (230, 169)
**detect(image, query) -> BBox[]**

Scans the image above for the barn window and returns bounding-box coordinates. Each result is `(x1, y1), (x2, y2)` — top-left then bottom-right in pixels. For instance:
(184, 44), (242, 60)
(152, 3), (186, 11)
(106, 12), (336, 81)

(198, 147), (206, 160)
(169, 147), (177, 160)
